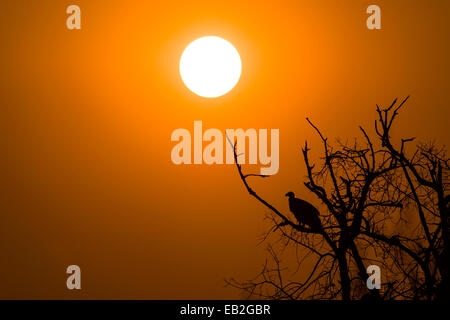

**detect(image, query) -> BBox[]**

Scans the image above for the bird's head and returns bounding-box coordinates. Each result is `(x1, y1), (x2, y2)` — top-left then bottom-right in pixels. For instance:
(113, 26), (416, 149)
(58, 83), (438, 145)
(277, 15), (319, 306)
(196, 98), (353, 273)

(285, 191), (295, 198)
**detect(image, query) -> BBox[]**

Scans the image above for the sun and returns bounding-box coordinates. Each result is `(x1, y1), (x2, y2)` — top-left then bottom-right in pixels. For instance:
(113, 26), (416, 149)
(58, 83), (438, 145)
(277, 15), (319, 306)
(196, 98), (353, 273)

(179, 36), (242, 98)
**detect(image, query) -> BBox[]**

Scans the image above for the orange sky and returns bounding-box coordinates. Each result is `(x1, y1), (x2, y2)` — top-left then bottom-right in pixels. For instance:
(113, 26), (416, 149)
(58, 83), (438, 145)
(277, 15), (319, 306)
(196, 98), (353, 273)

(0, 0), (449, 298)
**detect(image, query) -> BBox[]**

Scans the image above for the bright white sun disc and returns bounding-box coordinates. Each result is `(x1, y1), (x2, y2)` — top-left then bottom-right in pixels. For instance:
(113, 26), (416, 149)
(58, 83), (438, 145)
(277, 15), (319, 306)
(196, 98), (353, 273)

(179, 36), (242, 98)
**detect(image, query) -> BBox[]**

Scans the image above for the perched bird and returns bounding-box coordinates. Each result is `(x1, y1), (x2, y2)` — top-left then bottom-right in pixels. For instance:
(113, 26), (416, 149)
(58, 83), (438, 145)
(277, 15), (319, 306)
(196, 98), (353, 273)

(285, 191), (322, 231)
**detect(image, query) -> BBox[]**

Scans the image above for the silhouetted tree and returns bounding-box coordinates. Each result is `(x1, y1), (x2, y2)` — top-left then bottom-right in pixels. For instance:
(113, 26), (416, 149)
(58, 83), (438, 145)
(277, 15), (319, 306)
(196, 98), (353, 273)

(227, 97), (449, 300)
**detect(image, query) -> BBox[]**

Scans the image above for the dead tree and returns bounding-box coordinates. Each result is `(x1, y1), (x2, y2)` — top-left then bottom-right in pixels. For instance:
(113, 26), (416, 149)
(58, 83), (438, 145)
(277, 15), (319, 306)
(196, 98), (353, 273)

(227, 97), (448, 300)
(364, 96), (450, 299)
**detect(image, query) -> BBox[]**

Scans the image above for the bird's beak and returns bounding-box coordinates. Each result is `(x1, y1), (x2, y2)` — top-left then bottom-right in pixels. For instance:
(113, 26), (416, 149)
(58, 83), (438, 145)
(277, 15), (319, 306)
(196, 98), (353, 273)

(284, 192), (289, 197)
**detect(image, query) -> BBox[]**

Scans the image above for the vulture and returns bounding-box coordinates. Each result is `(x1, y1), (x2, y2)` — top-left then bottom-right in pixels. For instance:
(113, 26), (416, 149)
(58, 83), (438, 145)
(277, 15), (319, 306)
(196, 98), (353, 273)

(285, 191), (322, 231)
